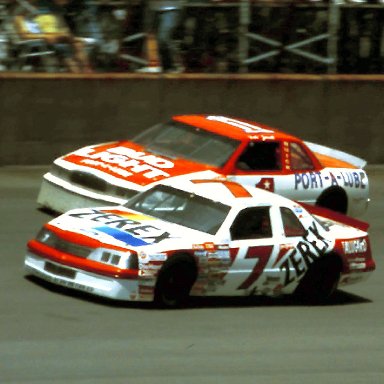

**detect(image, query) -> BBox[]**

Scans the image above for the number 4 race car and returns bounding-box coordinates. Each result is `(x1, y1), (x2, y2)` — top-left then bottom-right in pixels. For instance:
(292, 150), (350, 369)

(25, 175), (375, 308)
(37, 115), (369, 217)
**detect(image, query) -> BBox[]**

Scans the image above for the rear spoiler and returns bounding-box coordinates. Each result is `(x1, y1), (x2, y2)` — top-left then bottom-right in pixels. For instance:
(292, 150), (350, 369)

(304, 141), (367, 169)
(300, 202), (369, 232)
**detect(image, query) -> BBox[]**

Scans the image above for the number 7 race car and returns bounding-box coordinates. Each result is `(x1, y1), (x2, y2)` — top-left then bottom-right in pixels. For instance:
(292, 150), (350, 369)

(25, 175), (375, 308)
(37, 115), (369, 217)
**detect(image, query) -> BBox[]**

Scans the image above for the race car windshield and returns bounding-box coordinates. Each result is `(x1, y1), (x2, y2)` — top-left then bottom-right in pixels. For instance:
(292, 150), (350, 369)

(125, 185), (231, 235)
(132, 121), (240, 167)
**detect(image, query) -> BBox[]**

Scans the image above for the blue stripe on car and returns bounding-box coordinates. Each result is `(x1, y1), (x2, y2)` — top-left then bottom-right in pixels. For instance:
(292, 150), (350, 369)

(94, 226), (149, 246)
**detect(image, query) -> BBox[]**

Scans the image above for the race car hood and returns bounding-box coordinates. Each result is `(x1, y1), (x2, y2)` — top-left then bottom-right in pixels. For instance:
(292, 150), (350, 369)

(48, 206), (214, 251)
(61, 141), (214, 187)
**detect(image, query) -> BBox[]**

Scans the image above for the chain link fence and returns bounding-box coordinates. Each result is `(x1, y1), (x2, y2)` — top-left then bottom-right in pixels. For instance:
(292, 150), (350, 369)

(0, 0), (383, 74)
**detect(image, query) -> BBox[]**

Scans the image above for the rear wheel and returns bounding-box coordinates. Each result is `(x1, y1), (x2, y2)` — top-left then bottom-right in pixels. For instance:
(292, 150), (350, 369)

(294, 256), (342, 304)
(316, 187), (348, 214)
(154, 255), (197, 309)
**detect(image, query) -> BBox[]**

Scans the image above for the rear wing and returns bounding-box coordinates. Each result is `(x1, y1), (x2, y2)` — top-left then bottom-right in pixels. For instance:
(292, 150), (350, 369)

(300, 203), (369, 232)
(304, 141), (367, 169)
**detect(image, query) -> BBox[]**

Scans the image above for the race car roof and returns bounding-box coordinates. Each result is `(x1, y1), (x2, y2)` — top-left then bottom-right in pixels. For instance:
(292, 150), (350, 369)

(173, 115), (299, 142)
(161, 176), (367, 231)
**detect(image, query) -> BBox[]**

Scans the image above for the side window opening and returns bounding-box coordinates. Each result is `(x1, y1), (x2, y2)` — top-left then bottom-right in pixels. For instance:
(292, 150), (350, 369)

(289, 142), (314, 170)
(280, 207), (306, 237)
(230, 206), (272, 240)
(236, 142), (281, 171)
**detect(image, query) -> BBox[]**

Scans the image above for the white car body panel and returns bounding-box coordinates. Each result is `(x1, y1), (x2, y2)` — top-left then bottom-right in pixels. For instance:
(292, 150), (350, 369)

(27, 177), (375, 303)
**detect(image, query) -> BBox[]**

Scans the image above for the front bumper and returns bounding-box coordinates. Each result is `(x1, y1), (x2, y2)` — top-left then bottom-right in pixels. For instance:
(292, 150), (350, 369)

(25, 252), (150, 302)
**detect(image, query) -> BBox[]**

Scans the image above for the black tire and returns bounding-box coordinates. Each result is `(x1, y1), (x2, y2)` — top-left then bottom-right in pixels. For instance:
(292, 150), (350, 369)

(154, 255), (197, 309)
(316, 188), (347, 214)
(294, 256), (342, 305)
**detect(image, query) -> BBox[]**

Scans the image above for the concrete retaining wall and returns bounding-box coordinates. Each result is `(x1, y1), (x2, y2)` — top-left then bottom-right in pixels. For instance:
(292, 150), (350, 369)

(1, 73), (383, 166)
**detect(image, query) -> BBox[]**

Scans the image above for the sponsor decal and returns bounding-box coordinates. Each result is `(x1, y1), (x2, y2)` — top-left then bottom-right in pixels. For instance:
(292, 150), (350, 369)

(193, 242), (218, 251)
(342, 238), (368, 255)
(294, 171), (324, 190)
(81, 159), (132, 178)
(207, 251), (232, 267)
(193, 250), (207, 258)
(260, 135), (276, 141)
(35, 269), (94, 293)
(293, 205), (304, 218)
(192, 243), (231, 292)
(138, 285), (154, 297)
(294, 171), (367, 190)
(256, 178), (275, 192)
(283, 141), (290, 169)
(68, 209), (173, 245)
(193, 244), (231, 263)
(237, 245), (274, 290)
(140, 263), (162, 271)
(277, 222), (331, 286)
(348, 261), (367, 270)
(138, 269), (155, 278)
(73, 146), (175, 179)
(147, 253), (168, 262)
(94, 226), (148, 246)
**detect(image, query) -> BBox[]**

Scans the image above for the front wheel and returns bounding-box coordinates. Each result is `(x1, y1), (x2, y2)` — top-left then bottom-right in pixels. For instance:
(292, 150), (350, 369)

(154, 255), (197, 309)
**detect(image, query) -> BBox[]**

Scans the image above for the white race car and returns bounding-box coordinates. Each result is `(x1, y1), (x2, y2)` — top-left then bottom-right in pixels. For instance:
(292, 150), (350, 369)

(37, 115), (369, 217)
(26, 175), (375, 308)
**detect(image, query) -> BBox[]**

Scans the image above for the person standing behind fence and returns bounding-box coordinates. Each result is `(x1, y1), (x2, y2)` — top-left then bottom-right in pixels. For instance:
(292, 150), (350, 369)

(147, 0), (185, 72)
(13, 0), (82, 72)
(49, 0), (94, 73)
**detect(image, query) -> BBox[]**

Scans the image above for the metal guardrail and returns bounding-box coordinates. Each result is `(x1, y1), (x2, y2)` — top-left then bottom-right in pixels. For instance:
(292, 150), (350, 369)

(237, 1), (340, 73)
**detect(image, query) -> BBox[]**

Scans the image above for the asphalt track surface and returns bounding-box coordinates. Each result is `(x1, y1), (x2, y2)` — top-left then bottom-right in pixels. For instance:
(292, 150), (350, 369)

(1, 166), (383, 384)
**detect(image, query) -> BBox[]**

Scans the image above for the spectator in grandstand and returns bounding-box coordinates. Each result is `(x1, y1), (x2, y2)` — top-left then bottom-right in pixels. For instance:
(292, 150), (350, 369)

(49, 0), (94, 72)
(13, 2), (78, 72)
(0, 2), (8, 71)
(52, 0), (101, 70)
(144, 0), (186, 72)
(97, 0), (134, 72)
(13, 0), (92, 72)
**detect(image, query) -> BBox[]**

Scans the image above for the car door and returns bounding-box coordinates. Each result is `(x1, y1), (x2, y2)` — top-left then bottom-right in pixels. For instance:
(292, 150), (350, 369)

(217, 204), (331, 297)
(229, 140), (323, 205)
(268, 206), (332, 295)
(216, 205), (280, 296)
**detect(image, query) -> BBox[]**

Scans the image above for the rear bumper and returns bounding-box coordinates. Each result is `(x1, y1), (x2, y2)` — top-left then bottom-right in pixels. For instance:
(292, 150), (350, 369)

(339, 257), (375, 287)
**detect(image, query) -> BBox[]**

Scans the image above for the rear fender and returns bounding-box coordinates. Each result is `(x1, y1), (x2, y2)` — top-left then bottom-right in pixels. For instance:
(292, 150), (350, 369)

(300, 202), (369, 232)
(305, 141), (367, 169)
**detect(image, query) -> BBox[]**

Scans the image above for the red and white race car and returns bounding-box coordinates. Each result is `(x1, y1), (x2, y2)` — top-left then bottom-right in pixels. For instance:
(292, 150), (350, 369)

(38, 115), (369, 216)
(26, 175), (375, 308)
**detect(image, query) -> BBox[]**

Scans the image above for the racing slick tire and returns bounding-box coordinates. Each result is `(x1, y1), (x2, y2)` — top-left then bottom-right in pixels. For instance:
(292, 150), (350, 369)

(154, 254), (198, 309)
(316, 187), (348, 214)
(294, 255), (342, 305)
